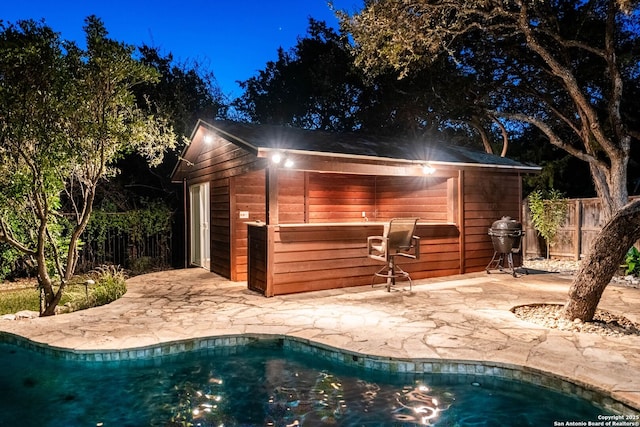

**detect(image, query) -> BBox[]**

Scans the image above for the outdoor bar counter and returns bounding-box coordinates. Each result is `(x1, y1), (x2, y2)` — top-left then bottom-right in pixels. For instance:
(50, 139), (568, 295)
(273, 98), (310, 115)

(247, 221), (460, 296)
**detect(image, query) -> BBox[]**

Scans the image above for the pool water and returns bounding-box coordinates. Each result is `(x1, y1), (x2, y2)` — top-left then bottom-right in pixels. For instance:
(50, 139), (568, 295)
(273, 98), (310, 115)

(0, 340), (613, 426)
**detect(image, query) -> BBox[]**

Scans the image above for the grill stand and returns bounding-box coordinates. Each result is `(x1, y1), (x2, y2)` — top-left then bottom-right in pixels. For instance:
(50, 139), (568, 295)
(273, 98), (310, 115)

(485, 251), (527, 277)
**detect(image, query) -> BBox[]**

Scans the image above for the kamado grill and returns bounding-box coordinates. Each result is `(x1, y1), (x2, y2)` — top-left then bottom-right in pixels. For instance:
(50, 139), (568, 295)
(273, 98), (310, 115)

(485, 216), (527, 277)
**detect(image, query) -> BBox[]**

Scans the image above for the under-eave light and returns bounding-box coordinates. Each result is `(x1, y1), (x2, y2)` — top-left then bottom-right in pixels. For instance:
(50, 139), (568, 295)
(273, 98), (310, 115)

(271, 151), (294, 168)
(422, 163), (436, 174)
(203, 134), (213, 144)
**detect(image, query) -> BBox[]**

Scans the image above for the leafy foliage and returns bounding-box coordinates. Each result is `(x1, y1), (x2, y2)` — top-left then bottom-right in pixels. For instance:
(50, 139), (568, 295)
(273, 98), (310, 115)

(528, 189), (569, 259)
(234, 19), (363, 131)
(234, 19), (462, 138)
(83, 200), (173, 273)
(106, 46), (227, 258)
(0, 17), (177, 315)
(341, 0), (640, 218)
(86, 201), (172, 246)
(137, 45), (228, 138)
(625, 246), (640, 276)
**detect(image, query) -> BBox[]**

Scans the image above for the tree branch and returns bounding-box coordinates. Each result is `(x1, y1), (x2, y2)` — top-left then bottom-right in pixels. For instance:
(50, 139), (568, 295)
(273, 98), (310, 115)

(604, 0), (627, 152)
(494, 110), (609, 170)
(0, 218), (36, 256)
(537, 28), (607, 58)
(45, 225), (65, 279)
(517, 2), (621, 157)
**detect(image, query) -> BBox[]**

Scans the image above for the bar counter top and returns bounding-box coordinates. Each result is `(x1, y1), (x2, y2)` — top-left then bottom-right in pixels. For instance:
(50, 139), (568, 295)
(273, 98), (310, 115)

(247, 221), (457, 227)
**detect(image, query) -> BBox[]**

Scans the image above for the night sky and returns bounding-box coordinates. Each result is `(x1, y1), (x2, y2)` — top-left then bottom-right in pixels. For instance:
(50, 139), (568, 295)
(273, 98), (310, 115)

(2, 0), (363, 98)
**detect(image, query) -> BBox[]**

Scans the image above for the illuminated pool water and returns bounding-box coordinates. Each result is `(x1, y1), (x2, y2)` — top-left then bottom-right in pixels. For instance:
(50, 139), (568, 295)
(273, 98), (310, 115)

(0, 339), (620, 426)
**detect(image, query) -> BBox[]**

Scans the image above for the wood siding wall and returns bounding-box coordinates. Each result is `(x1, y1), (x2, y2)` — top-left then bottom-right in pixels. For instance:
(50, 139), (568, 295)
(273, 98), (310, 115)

(231, 170), (266, 281)
(183, 132), (265, 279)
(247, 224), (267, 293)
(266, 223), (459, 296)
(233, 171), (454, 281)
(210, 178), (231, 278)
(307, 174), (375, 222)
(304, 173), (451, 223)
(462, 172), (522, 272)
(375, 176), (450, 222)
(278, 170), (306, 223)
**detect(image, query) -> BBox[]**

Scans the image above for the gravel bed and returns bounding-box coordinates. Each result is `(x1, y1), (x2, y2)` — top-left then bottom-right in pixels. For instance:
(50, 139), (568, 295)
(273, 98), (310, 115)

(513, 304), (640, 337)
(518, 258), (640, 336)
(523, 258), (582, 274)
(524, 257), (640, 288)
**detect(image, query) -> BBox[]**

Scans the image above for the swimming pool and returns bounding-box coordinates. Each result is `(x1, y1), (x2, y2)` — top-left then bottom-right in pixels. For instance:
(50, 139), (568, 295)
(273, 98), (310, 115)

(0, 338), (625, 426)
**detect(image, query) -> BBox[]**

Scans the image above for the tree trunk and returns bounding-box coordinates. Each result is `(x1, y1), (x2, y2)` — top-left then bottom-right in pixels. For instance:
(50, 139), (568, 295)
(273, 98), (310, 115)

(35, 215), (64, 317)
(37, 258), (62, 317)
(563, 199), (640, 321)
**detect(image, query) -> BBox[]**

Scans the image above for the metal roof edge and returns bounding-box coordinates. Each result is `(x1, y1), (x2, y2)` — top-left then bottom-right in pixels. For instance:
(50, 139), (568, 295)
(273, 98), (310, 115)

(429, 160), (542, 172)
(257, 147), (541, 172)
(201, 120), (260, 155)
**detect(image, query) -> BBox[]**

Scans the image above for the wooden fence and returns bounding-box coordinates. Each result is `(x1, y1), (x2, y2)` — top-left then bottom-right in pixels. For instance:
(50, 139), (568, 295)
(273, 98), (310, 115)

(521, 196), (638, 260)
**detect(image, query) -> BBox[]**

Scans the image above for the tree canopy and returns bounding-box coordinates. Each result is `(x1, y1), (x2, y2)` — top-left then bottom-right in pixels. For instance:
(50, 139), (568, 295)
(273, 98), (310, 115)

(341, 0), (640, 218)
(233, 18), (485, 140)
(0, 17), (178, 315)
(107, 46), (229, 212)
(137, 45), (228, 138)
(234, 19), (363, 131)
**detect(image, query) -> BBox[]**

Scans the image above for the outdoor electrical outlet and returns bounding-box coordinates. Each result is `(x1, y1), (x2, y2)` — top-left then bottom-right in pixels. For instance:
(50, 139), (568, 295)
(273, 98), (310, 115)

(362, 211), (366, 218)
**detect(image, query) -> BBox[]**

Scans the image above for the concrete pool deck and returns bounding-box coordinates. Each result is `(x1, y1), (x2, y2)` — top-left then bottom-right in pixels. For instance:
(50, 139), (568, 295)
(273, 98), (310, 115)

(1, 268), (639, 413)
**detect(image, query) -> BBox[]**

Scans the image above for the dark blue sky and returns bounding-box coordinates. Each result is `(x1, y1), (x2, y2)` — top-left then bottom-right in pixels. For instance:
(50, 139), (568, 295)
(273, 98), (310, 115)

(2, 0), (362, 98)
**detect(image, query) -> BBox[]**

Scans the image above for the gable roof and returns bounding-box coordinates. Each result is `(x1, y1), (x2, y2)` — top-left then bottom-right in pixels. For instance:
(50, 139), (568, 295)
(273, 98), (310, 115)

(172, 119), (540, 181)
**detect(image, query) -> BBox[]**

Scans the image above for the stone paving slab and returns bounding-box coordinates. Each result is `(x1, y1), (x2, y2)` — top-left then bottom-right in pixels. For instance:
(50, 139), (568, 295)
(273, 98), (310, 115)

(1, 268), (639, 412)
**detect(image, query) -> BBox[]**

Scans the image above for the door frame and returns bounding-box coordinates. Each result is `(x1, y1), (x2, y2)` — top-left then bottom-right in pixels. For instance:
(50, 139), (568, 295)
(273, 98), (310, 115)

(189, 182), (210, 269)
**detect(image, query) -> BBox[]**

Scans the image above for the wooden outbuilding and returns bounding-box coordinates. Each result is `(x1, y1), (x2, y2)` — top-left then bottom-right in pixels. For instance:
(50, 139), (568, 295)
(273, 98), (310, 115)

(171, 120), (539, 296)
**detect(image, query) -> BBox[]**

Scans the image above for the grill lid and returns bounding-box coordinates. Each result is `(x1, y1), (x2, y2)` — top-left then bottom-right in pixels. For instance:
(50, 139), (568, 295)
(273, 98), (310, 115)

(490, 216), (521, 231)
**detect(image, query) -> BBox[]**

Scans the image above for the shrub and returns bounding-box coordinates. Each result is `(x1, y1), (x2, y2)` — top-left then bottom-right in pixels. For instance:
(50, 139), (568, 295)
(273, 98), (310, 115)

(87, 265), (128, 307)
(625, 246), (640, 276)
(128, 256), (156, 276)
(528, 189), (568, 259)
